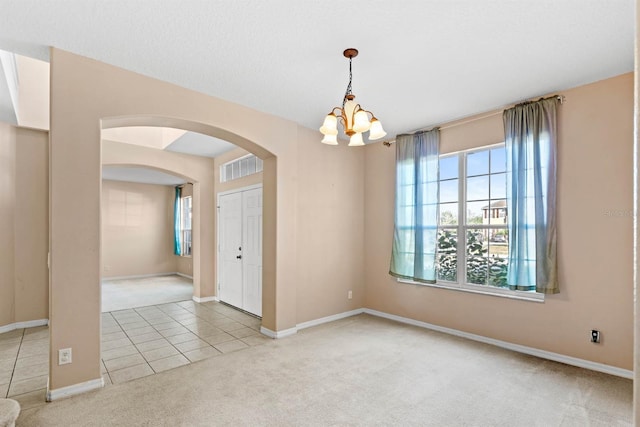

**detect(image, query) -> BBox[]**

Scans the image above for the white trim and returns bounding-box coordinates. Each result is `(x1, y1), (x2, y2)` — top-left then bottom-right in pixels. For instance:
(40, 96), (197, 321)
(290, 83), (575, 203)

(258, 309), (366, 339)
(397, 279), (545, 303)
(217, 183), (263, 198)
(260, 326), (297, 339)
(296, 309), (365, 330)
(363, 308), (632, 379)
(101, 272), (178, 281)
(176, 272), (193, 280)
(46, 377), (104, 402)
(192, 295), (218, 303)
(0, 319), (49, 334)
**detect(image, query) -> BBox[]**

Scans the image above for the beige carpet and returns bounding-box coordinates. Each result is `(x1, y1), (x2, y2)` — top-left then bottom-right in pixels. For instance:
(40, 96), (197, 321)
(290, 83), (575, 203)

(17, 314), (632, 426)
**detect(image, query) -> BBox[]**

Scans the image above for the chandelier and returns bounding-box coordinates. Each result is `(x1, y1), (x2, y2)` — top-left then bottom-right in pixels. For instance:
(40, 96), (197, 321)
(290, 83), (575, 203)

(319, 48), (386, 146)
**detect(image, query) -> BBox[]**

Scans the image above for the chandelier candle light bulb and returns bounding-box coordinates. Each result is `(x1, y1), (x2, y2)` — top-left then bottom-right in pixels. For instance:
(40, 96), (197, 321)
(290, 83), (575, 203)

(319, 48), (386, 146)
(349, 132), (365, 147)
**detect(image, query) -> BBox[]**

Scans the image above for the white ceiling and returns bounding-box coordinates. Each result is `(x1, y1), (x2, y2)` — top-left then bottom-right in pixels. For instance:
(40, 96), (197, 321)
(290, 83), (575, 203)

(0, 1), (634, 139)
(165, 131), (235, 158)
(102, 166), (187, 186)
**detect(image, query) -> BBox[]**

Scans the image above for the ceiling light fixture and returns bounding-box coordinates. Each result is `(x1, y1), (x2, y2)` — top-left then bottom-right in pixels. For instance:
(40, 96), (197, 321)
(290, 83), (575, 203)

(319, 48), (386, 146)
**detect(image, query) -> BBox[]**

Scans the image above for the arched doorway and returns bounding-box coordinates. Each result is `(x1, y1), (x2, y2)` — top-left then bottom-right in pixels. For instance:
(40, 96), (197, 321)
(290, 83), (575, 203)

(48, 49), (300, 399)
(100, 162), (197, 312)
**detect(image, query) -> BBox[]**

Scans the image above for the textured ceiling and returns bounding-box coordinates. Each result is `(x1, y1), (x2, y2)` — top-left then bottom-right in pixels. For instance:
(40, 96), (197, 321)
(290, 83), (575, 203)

(0, 1), (634, 139)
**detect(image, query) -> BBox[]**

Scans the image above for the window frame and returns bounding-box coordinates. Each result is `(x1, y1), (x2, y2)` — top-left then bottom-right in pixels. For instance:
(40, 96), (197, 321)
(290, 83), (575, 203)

(180, 195), (192, 257)
(399, 143), (544, 303)
(220, 154), (264, 183)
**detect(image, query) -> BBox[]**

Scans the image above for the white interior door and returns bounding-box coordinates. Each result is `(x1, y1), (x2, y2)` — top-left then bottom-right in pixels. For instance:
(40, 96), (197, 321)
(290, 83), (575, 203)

(218, 192), (243, 309)
(218, 186), (263, 317)
(242, 188), (262, 316)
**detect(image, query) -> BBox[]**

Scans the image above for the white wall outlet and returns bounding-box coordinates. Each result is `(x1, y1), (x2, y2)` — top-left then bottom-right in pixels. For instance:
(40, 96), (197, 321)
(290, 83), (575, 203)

(58, 348), (72, 365)
(348, 290), (353, 300)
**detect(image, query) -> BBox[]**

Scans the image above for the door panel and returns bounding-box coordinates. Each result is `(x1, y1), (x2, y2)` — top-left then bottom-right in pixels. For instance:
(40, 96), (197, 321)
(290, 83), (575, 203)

(218, 192), (243, 309)
(242, 188), (262, 316)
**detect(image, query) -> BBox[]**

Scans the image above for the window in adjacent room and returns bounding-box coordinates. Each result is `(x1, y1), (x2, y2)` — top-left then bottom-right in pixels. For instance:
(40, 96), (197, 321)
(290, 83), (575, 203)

(181, 195), (192, 256)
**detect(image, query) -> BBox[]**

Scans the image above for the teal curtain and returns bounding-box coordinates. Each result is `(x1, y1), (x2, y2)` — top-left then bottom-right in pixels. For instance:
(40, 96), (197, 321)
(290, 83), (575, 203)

(174, 186), (182, 256)
(504, 97), (558, 294)
(390, 129), (440, 283)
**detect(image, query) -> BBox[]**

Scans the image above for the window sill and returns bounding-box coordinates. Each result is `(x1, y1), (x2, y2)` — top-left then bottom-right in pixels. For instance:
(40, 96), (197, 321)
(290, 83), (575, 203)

(397, 278), (544, 303)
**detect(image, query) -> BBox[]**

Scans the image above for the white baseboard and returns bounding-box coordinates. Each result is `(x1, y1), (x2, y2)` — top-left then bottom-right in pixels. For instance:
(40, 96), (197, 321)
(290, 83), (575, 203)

(176, 272), (193, 280)
(260, 326), (297, 339)
(296, 309), (365, 331)
(46, 377), (104, 402)
(363, 308), (633, 379)
(0, 319), (49, 334)
(102, 272), (178, 281)
(259, 308), (365, 339)
(192, 295), (218, 303)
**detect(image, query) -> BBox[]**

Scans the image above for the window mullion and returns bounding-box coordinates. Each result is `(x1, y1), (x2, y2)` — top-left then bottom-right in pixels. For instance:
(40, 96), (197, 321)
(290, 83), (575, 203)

(457, 153), (465, 287)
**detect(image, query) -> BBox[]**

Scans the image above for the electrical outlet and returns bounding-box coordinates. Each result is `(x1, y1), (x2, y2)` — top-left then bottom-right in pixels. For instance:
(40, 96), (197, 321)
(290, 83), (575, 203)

(590, 330), (600, 344)
(58, 348), (72, 365)
(348, 290), (353, 300)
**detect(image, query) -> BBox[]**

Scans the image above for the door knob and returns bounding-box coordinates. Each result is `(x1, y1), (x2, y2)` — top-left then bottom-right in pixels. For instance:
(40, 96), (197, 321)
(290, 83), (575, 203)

(236, 255), (242, 259)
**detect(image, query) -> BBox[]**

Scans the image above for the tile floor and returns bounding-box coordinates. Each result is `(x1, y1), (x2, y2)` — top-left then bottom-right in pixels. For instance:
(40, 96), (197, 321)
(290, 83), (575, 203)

(0, 326), (49, 401)
(1, 299), (270, 402)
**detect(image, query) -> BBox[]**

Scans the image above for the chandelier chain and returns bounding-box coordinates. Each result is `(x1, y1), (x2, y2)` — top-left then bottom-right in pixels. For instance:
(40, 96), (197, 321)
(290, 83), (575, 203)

(342, 57), (353, 108)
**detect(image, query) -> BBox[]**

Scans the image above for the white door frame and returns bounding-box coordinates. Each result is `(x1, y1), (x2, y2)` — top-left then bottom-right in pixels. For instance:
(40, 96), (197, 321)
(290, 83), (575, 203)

(216, 183), (263, 312)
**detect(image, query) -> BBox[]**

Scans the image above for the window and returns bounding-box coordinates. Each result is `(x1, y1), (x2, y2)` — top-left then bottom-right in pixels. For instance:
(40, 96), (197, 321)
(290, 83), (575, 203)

(220, 154), (263, 183)
(181, 196), (192, 256)
(399, 143), (541, 300)
(437, 144), (510, 289)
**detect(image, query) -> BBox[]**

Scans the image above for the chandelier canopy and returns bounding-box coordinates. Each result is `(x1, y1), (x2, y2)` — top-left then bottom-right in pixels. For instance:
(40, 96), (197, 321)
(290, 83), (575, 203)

(319, 48), (386, 146)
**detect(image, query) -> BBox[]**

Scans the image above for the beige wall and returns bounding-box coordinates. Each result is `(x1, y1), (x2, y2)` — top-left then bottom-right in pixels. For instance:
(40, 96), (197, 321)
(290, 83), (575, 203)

(176, 256), (193, 277)
(0, 123), (48, 327)
(0, 122), (16, 327)
(634, 0), (639, 420)
(295, 126), (365, 323)
(213, 142), (365, 324)
(14, 128), (49, 322)
(101, 180), (177, 278)
(50, 48), (365, 392)
(364, 73), (634, 370)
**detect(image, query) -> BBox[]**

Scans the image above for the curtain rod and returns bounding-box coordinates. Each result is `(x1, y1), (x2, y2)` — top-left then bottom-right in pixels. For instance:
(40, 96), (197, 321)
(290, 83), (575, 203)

(383, 95), (565, 147)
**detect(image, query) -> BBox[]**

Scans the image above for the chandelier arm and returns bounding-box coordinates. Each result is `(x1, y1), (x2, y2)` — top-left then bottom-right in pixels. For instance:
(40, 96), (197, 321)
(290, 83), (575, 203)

(330, 106), (344, 116)
(337, 115), (347, 130)
(356, 107), (374, 118)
